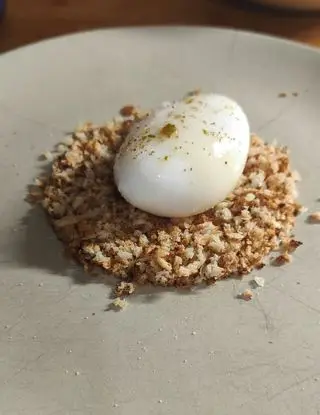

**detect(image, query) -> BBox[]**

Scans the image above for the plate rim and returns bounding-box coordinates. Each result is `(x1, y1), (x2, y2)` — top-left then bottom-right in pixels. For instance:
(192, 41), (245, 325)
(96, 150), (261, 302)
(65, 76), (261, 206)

(1, 25), (320, 61)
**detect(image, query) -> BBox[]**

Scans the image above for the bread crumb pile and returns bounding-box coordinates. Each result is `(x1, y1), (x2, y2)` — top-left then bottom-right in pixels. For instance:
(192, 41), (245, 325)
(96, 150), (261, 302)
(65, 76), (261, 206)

(29, 105), (303, 293)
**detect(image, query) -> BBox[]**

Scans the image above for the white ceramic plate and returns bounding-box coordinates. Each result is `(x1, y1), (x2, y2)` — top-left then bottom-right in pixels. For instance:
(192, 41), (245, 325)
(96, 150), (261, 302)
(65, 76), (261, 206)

(1, 27), (320, 415)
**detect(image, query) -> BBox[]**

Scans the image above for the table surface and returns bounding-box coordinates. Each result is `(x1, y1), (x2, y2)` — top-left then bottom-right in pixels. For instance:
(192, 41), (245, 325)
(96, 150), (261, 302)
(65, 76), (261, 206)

(1, 0), (320, 53)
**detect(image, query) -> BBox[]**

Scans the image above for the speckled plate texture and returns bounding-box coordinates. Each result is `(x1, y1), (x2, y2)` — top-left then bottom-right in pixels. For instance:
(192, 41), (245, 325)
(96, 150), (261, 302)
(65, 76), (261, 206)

(1, 27), (320, 415)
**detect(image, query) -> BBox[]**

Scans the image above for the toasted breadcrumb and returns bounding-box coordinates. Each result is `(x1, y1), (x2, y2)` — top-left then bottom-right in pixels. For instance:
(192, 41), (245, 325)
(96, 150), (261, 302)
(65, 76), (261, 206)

(120, 105), (135, 117)
(255, 263), (266, 270)
(29, 102), (302, 296)
(308, 212), (320, 223)
(273, 252), (292, 266)
(112, 297), (127, 310)
(284, 239), (303, 253)
(239, 289), (253, 301)
(114, 282), (135, 297)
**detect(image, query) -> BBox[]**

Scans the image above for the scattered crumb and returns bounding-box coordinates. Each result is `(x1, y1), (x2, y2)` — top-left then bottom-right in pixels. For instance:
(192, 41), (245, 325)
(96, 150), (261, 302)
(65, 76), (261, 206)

(278, 92), (287, 98)
(29, 101), (302, 296)
(74, 371), (80, 376)
(245, 192), (256, 202)
(56, 144), (67, 153)
(238, 289), (253, 301)
(252, 276), (265, 288)
(65, 369), (69, 374)
(16, 282), (24, 286)
(42, 151), (54, 161)
(308, 212), (320, 223)
(158, 328), (163, 332)
(38, 282), (44, 287)
(158, 400), (164, 404)
(273, 252), (292, 266)
(183, 359), (188, 363)
(34, 177), (45, 187)
(255, 263), (265, 270)
(112, 403), (119, 408)
(120, 105), (135, 117)
(283, 239), (303, 253)
(292, 92), (299, 97)
(62, 135), (75, 146)
(67, 350), (72, 353)
(191, 331), (197, 336)
(137, 356), (142, 360)
(112, 297), (127, 310)
(114, 281), (135, 297)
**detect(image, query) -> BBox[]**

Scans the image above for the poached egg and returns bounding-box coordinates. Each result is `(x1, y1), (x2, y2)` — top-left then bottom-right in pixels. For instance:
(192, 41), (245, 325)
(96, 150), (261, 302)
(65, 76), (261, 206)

(114, 93), (250, 218)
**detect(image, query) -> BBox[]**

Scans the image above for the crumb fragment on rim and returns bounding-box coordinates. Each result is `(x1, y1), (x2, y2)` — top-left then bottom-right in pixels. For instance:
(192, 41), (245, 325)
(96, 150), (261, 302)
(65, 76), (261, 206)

(112, 297), (127, 310)
(42, 151), (54, 161)
(283, 239), (303, 254)
(273, 252), (292, 266)
(238, 289), (253, 301)
(114, 282), (135, 297)
(308, 212), (320, 223)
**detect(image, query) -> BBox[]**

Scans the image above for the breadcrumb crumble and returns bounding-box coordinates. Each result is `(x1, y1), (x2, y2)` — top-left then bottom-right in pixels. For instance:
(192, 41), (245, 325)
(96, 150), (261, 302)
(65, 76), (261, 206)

(308, 212), (320, 223)
(238, 289), (254, 301)
(28, 103), (303, 304)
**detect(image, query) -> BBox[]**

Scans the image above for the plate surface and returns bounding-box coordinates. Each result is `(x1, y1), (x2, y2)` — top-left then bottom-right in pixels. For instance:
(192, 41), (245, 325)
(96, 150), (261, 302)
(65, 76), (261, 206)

(1, 27), (320, 415)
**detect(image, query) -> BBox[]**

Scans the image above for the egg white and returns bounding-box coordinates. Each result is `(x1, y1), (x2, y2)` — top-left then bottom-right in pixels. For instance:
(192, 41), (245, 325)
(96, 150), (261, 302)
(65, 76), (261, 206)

(114, 93), (250, 217)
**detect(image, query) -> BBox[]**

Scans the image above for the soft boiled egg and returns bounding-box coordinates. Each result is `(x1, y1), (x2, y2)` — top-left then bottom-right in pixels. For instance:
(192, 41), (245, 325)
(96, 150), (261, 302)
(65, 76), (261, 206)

(114, 93), (250, 218)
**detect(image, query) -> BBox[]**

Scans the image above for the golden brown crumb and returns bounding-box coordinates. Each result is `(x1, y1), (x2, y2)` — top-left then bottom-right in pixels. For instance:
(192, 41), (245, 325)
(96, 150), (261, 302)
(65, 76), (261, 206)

(29, 104), (302, 290)
(26, 185), (43, 205)
(255, 263), (265, 270)
(273, 252), (292, 266)
(114, 282), (135, 297)
(120, 105), (135, 117)
(239, 289), (253, 301)
(308, 212), (320, 223)
(278, 92), (287, 98)
(285, 239), (303, 254)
